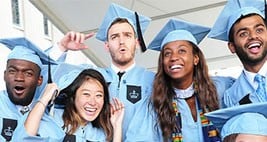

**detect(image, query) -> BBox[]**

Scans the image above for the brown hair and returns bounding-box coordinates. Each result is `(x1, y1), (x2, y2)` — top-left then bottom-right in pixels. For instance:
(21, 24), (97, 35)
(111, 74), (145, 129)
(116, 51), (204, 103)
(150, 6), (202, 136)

(228, 13), (266, 42)
(61, 69), (113, 141)
(107, 17), (136, 41)
(223, 134), (238, 142)
(151, 42), (219, 141)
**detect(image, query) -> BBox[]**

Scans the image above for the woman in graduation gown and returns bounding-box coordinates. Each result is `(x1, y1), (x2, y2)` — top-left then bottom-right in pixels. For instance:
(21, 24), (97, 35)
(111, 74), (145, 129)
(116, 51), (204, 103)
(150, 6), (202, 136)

(13, 64), (124, 142)
(148, 19), (230, 142)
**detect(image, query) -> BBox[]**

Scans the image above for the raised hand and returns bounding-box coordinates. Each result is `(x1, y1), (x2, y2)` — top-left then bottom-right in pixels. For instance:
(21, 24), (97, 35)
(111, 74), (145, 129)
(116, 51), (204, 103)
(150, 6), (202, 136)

(40, 83), (59, 106)
(58, 31), (95, 52)
(110, 98), (124, 129)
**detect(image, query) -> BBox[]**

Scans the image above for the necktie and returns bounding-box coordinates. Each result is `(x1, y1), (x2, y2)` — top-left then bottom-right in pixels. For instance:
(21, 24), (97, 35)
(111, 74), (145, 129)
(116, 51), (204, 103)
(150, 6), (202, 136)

(254, 74), (267, 101)
(117, 71), (125, 81)
(20, 106), (30, 115)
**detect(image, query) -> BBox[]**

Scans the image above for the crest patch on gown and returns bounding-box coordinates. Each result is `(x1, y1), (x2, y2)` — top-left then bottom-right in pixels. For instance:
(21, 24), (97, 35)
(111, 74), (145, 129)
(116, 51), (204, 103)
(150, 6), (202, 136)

(127, 85), (141, 104)
(1, 118), (17, 141)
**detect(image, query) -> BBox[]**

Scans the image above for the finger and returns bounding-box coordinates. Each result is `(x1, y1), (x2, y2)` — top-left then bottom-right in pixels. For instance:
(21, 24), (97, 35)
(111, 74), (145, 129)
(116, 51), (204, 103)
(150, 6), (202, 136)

(75, 32), (81, 43)
(69, 31), (76, 41)
(110, 103), (116, 114)
(85, 32), (95, 40)
(80, 33), (85, 44)
(112, 98), (120, 110)
(115, 98), (124, 108)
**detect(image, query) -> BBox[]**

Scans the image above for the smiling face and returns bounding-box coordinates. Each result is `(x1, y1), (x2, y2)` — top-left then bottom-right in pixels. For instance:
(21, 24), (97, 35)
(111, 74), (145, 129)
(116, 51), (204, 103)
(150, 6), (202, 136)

(4, 59), (42, 106)
(162, 40), (199, 89)
(74, 78), (104, 125)
(228, 15), (267, 72)
(105, 20), (138, 70)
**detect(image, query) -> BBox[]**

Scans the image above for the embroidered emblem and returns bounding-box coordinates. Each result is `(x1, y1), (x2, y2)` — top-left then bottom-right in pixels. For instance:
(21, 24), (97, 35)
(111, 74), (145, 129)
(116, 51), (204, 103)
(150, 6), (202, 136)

(1, 118), (17, 141)
(127, 85), (141, 104)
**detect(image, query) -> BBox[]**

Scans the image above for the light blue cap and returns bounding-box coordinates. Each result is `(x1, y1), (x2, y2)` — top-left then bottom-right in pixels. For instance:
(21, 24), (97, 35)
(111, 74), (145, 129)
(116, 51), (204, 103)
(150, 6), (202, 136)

(208, 0), (265, 41)
(0, 37), (56, 68)
(96, 3), (151, 42)
(148, 19), (210, 51)
(205, 102), (267, 139)
(53, 63), (92, 90)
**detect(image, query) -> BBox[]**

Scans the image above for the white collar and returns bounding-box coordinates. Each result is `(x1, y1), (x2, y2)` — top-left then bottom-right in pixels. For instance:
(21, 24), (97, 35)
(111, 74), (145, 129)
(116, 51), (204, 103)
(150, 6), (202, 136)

(258, 61), (267, 77)
(16, 103), (33, 114)
(174, 83), (194, 99)
(244, 61), (267, 89)
(111, 62), (136, 73)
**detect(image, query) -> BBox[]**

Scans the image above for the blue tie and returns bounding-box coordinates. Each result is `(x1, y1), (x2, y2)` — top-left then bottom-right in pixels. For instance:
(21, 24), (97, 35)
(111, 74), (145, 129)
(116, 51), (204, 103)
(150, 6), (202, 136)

(254, 74), (267, 101)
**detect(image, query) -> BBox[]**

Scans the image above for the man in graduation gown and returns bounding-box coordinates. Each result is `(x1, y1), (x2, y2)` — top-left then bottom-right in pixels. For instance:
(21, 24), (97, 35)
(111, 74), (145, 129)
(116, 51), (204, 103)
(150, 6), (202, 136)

(0, 37), (56, 141)
(48, 3), (162, 142)
(208, 0), (267, 107)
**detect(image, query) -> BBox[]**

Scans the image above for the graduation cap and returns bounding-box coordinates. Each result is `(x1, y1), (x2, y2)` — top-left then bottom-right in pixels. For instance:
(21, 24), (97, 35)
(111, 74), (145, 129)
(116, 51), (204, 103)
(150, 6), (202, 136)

(148, 19), (210, 51)
(46, 63), (91, 114)
(0, 37), (56, 68)
(205, 102), (267, 139)
(208, 0), (266, 41)
(95, 3), (151, 52)
(52, 63), (91, 90)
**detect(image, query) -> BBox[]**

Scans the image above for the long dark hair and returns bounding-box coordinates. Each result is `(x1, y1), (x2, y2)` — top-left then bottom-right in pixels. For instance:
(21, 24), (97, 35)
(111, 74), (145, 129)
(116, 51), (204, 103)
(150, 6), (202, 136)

(61, 69), (113, 141)
(151, 41), (219, 141)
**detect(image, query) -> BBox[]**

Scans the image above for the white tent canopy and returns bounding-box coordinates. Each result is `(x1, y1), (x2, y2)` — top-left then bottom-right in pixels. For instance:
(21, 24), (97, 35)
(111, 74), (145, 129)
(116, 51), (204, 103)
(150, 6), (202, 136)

(29, 0), (242, 73)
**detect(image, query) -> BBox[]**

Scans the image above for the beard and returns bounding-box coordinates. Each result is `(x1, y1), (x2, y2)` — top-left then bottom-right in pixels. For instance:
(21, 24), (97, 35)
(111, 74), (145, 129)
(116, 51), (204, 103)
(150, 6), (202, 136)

(234, 42), (267, 66)
(110, 50), (135, 66)
(6, 86), (35, 106)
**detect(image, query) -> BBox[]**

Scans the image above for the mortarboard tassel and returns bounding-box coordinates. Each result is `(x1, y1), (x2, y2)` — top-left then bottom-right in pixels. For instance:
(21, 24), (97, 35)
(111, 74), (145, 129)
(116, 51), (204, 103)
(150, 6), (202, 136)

(47, 55), (52, 83)
(135, 12), (147, 52)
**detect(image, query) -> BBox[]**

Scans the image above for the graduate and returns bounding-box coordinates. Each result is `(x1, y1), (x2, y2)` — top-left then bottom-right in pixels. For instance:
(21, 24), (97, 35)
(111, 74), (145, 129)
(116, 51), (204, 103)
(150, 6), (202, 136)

(0, 37), (56, 141)
(208, 0), (267, 107)
(49, 3), (162, 141)
(148, 18), (234, 142)
(205, 102), (267, 142)
(12, 63), (125, 142)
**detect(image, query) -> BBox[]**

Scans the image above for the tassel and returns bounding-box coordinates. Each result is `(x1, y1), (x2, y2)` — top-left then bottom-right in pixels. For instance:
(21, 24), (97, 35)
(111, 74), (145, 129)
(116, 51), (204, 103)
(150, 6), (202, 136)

(135, 12), (147, 52)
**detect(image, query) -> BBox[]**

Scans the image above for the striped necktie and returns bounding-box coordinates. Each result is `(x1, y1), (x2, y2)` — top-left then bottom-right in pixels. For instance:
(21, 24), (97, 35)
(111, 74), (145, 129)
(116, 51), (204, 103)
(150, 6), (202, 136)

(254, 74), (267, 101)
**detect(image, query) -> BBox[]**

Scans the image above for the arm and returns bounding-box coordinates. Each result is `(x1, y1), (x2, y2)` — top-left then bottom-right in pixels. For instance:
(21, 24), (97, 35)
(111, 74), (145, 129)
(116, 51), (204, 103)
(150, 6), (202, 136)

(24, 83), (59, 136)
(47, 31), (94, 61)
(110, 98), (124, 142)
(58, 31), (94, 52)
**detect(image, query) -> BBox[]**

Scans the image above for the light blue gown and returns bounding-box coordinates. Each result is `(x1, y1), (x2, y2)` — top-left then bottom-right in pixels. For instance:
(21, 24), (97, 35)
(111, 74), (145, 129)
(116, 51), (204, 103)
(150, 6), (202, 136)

(211, 76), (236, 108)
(12, 109), (107, 142)
(97, 66), (162, 141)
(0, 90), (23, 141)
(0, 82), (47, 142)
(167, 76), (234, 142)
(224, 71), (267, 107)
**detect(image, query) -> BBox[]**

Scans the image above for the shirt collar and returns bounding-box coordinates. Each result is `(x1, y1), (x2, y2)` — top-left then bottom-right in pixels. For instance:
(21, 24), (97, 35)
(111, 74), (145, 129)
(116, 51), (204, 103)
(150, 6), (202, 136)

(243, 61), (267, 89)
(16, 103), (33, 114)
(174, 83), (194, 99)
(258, 61), (267, 77)
(111, 62), (136, 73)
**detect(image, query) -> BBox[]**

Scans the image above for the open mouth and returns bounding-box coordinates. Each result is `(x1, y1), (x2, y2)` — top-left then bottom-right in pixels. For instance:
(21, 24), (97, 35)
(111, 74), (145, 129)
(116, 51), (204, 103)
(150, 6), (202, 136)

(120, 48), (126, 51)
(248, 43), (261, 49)
(170, 64), (182, 70)
(247, 42), (261, 54)
(84, 107), (97, 115)
(14, 86), (25, 95)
